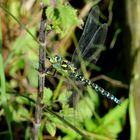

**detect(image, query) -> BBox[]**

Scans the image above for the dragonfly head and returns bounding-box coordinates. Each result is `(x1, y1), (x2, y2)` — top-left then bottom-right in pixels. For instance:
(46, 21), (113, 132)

(54, 55), (63, 63)
(48, 55), (63, 64)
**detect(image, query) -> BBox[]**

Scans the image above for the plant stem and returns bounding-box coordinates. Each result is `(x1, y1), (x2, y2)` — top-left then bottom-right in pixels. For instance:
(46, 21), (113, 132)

(32, 2), (47, 140)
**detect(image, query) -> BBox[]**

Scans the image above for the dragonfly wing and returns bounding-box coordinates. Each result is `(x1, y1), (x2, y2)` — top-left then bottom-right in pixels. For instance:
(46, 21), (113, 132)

(72, 6), (100, 67)
(82, 23), (108, 64)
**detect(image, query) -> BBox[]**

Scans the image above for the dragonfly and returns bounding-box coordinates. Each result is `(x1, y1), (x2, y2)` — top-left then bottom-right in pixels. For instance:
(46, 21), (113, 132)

(46, 6), (121, 105)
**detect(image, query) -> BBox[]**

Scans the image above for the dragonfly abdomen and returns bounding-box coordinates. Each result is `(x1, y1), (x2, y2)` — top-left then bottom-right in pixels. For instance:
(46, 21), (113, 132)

(92, 83), (121, 104)
(70, 72), (121, 104)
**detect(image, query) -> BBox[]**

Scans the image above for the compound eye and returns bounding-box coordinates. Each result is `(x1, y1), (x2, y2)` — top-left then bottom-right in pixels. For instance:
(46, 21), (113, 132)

(55, 55), (61, 62)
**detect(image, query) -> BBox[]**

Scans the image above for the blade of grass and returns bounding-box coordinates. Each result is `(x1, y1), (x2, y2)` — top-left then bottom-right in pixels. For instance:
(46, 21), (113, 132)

(0, 17), (13, 140)
(129, 93), (136, 140)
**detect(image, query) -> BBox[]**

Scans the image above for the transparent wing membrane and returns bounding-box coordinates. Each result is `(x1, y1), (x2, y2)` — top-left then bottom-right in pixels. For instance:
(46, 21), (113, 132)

(72, 6), (108, 67)
(82, 23), (108, 64)
(77, 6), (100, 54)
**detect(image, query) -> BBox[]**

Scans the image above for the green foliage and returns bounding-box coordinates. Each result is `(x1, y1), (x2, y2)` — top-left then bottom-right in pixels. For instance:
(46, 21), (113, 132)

(9, 0), (20, 20)
(43, 88), (53, 106)
(46, 0), (81, 37)
(45, 122), (56, 137)
(129, 93), (136, 140)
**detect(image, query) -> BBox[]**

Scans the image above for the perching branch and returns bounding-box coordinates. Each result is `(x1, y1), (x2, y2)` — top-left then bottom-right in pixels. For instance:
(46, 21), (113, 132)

(32, 2), (47, 140)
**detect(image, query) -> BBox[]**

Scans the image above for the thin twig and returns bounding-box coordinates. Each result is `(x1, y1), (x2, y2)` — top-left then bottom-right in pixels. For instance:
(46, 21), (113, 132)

(32, 3), (47, 140)
(93, 75), (128, 89)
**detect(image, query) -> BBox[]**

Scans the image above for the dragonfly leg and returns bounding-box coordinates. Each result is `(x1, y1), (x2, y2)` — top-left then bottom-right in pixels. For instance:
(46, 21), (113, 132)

(45, 66), (56, 76)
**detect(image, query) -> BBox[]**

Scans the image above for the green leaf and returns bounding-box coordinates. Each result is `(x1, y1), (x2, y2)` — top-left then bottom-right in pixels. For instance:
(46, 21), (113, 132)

(43, 88), (53, 106)
(45, 122), (56, 137)
(9, 0), (20, 20)
(27, 65), (38, 87)
(57, 90), (72, 105)
(9, 58), (25, 76)
(13, 105), (30, 121)
(25, 126), (32, 140)
(102, 99), (128, 125)
(58, 5), (80, 36)
(76, 96), (94, 120)
(99, 99), (128, 136)
(46, 2), (81, 37)
(84, 118), (97, 132)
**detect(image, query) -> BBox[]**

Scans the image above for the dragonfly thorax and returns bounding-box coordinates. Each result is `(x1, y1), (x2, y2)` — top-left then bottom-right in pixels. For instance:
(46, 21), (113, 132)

(53, 55), (76, 72)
